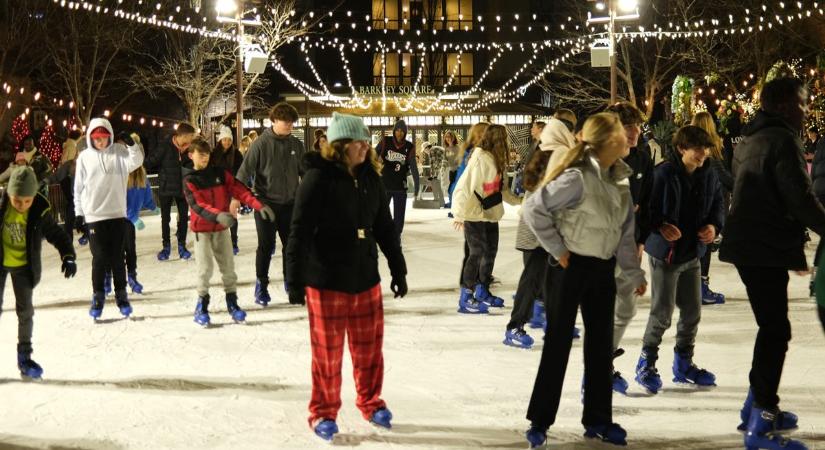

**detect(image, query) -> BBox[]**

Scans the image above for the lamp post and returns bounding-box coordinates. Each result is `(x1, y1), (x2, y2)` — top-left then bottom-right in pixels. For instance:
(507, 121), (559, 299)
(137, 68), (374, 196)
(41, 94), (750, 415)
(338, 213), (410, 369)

(587, 0), (640, 103)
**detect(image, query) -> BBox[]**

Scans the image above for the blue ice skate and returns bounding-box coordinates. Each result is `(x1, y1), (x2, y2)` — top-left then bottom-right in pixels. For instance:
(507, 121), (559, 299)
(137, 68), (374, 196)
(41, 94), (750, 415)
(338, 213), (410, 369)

(738, 389), (798, 433)
(584, 423), (627, 446)
(314, 419), (338, 443)
(157, 245), (171, 261)
(226, 293), (246, 323)
(178, 243), (191, 260)
(572, 326), (581, 339)
(744, 407), (808, 450)
(370, 407), (393, 429)
(474, 284), (504, 308)
(503, 328), (534, 349)
(634, 351), (662, 394)
(528, 300), (545, 329)
(701, 279), (725, 305)
(17, 353), (43, 380)
(457, 288), (488, 314)
(127, 274), (143, 294)
(254, 279), (271, 307)
(89, 292), (104, 320)
(525, 424), (548, 448)
(672, 351), (716, 386)
(78, 235), (88, 246)
(233, 246), (240, 256)
(115, 290), (132, 318)
(194, 295), (210, 326)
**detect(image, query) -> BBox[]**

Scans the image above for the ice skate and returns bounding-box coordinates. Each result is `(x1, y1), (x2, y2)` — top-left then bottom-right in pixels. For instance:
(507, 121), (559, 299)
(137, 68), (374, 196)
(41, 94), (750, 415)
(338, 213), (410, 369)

(17, 353), (43, 380)
(738, 389), (798, 433)
(612, 348), (629, 394)
(672, 351), (716, 386)
(457, 288), (488, 314)
(369, 407), (393, 429)
(115, 290), (132, 318)
(474, 283), (504, 307)
(584, 423), (627, 446)
(178, 243), (191, 260)
(634, 351), (662, 394)
(157, 245), (171, 261)
(194, 295), (210, 327)
(127, 273), (143, 294)
(528, 299), (546, 329)
(701, 278), (725, 305)
(226, 293), (246, 323)
(744, 407), (808, 450)
(89, 292), (104, 320)
(313, 419), (338, 443)
(503, 327), (534, 349)
(525, 423), (548, 449)
(254, 279), (271, 307)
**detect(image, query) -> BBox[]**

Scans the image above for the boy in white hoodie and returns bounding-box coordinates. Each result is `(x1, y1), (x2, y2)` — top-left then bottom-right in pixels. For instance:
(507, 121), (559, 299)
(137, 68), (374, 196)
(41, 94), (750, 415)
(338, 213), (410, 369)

(74, 118), (144, 320)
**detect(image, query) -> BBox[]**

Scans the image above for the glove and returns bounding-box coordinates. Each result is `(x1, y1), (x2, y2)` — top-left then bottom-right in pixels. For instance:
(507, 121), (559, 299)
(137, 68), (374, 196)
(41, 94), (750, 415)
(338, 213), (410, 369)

(390, 276), (407, 298)
(288, 285), (306, 305)
(74, 215), (86, 231)
(117, 131), (135, 146)
(216, 212), (237, 228)
(61, 256), (77, 278)
(152, 207), (161, 215)
(134, 218), (145, 231)
(259, 205), (276, 222)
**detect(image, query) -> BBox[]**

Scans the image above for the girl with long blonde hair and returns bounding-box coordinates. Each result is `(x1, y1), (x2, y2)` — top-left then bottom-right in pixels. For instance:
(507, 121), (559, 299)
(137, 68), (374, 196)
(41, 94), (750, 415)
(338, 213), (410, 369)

(521, 112), (646, 448)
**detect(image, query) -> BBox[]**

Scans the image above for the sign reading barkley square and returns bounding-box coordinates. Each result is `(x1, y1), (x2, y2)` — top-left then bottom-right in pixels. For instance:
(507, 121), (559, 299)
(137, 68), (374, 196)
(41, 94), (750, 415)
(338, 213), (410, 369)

(358, 85), (436, 95)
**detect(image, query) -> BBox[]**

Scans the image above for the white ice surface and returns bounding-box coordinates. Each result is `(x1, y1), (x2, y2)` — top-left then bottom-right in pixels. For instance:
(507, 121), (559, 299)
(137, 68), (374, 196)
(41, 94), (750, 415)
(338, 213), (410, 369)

(0, 202), (823, 450)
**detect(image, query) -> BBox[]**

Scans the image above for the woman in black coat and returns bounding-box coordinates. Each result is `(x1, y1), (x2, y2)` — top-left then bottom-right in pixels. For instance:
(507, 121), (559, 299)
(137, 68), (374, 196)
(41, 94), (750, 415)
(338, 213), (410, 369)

(285, 113), (406, 443)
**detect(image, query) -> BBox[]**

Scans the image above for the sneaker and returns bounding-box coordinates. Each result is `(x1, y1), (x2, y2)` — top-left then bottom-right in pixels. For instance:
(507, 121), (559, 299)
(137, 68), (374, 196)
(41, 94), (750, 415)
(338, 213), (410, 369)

(672, 351), (716, 386)
(178, 243), (192, 260)
(115, 290), (132, 318)
(635, 351), (662, 394)
(103, 272), (113, 296)
(127, 274), (143, 294)
(738, 388), (798, 433)
(89, 292), (105, 319)
(474, 284), (504, 308)
(744, 407), (807, 450)
(457, 288), (488, 314)
(369, 407), (393, 429)
(313, 419), (338, 443)
(503, 328), (534, 349)
(194, 295), (210, 326)
(17, 353), (43, 380)
(528, 299), (546, 329)
(226, 293), (246, 323)
(157, 245), (171, 261)
(254, 280), (271, 307)
(584, 423), (627, 446)
(525, 424), (548, 448)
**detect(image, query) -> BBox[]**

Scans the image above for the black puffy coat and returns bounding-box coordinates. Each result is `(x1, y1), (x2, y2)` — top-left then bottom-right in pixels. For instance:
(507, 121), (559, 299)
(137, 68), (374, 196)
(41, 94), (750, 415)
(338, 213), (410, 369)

(0, 192), (75, 286)
(286, 152), (406, 294)
(624, 144), (654, 244)
(720, 111), (825, 270)
(143, 140), (193, 197)
(810, 139), (825, 199)
(210, 144), (243, 176)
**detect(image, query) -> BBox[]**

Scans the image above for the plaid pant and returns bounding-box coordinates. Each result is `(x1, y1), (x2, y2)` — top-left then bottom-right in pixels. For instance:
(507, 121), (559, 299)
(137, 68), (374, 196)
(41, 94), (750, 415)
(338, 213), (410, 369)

(306, 283), (386, 427)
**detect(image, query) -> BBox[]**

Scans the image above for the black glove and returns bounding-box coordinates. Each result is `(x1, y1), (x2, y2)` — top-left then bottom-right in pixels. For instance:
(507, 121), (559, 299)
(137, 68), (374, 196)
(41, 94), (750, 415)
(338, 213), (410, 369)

(390, 276), (407, 298)
(117, 131), (135, 146)
(61, 256), (77, 278)
(288, 285), (306, 305)
(74, 216), (86, 232)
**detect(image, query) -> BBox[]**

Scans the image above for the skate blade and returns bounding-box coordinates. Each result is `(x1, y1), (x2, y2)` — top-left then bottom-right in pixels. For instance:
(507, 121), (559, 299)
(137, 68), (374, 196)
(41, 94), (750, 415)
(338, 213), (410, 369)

(737, 425), (798, 435)
(502, 339), (533, 350)
(671, 378), (716, 388)
(583, 435), (627, 447)
(20, 373), (42, 382)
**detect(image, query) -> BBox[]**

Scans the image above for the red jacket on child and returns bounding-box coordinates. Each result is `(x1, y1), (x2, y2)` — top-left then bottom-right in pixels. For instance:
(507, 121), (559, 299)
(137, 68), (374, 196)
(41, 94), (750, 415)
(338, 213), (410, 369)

(183, 166), (263, 233)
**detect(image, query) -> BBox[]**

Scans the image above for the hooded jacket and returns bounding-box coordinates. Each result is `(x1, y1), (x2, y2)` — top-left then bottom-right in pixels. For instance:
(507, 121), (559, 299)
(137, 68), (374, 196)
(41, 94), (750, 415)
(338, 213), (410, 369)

(285, 152), (406, 294)
(73, 118), (144, 223)
(143, 135), (193, 198)
(0, 191), (74, 286)
(184, 166), (263, 233)
(235, 128), (305, 206)
(210, 143), (243, 176)
(623, 144), (654, 245)
(126, 182), (157, 225)
(720, 110), (825, 270)
(376, 120), (420, 193)
(451, 148), (519, 222)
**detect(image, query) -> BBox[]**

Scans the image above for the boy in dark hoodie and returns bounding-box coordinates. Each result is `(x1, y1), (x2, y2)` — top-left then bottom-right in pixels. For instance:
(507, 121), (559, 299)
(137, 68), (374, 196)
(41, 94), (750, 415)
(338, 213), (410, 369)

(236, 103), (305, 307)
(1, 166), (76, 379)
(376, 120), (420, 235)
(634, 125), (724, 395)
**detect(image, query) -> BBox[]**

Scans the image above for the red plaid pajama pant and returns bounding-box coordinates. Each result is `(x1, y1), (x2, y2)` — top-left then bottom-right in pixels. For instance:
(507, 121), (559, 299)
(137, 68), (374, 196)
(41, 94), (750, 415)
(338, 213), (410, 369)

(306, 283), (386, 427)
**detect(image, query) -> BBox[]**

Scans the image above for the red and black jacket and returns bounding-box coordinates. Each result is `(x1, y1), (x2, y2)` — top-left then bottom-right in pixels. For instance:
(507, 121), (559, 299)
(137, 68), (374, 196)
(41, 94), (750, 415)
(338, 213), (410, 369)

(183, 166), (263, 233)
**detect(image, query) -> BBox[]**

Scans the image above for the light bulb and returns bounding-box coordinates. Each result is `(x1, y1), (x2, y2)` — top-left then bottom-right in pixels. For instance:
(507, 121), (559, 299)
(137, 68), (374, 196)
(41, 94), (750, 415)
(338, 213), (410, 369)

(215, 0), (237, 15)
(618, 0), (638, 12)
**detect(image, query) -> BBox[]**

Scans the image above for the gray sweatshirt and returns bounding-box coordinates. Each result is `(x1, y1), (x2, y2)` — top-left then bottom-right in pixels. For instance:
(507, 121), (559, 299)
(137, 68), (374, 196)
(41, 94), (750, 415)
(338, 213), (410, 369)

(236, 128), (305, 205)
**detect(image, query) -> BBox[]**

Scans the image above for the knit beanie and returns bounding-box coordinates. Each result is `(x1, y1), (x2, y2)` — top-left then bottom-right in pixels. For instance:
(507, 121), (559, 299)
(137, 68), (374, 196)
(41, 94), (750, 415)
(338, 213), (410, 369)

(7, 166), (38, 197)
(217, 125), (233, 142)
(327, 112), (370, 143)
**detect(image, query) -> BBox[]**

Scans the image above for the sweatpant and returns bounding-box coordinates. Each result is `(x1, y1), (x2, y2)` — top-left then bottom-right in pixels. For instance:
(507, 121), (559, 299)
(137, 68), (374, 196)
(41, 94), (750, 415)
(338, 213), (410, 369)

(194, 229), (237, 297)
(461, 221), (499, 289)
(159, 195), (189, 248)
(735, 266), (792, 410)
(508, 248), (547, 330)
(306, 283), (386, 426)
(0, 267), (35, 355)
(641, 257), (702, 363)
(387, 190), (407, 235)
(613, 266), (639, 350)
(527, 253), (616, 428)
(254, 202), (293, 285)
(124, 221), (137, 276)
(89, 218), (128, 295)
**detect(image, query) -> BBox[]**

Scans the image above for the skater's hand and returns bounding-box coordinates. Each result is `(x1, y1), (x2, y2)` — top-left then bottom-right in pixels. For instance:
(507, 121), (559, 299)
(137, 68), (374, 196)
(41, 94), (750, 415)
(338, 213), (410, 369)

(452, 219), (464, 231)
(635, 282), (647, 296)
(134, 218), (145, 231)
(659, 223), (682, 242)
(61, 256), (77, 278)
(637, 244), (645, 261)
(259, 205), (276, 222)
(390, 276), (408, 298)
(794, 270), (812, 276)
(287, 285), (305, 305)
(74, 215), (86, 231)
(152, 207), (160, 215)
(216, 212), (237, 228)
(229, 199), (241, 218)
(117, 131), (135, 146)
(557, 251), (571, 268)
(697, 224), (716, 244)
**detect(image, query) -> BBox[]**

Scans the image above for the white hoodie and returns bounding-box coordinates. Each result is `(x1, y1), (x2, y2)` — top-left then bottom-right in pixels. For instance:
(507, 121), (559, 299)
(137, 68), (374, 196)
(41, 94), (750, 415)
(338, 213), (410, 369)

(73, 118), (145, 223)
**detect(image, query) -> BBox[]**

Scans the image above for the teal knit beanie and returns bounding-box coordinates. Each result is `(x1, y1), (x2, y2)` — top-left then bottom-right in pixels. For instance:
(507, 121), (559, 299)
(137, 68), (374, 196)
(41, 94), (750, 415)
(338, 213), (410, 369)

(327, 112), (370, 143)
(7, 166), (38, 197)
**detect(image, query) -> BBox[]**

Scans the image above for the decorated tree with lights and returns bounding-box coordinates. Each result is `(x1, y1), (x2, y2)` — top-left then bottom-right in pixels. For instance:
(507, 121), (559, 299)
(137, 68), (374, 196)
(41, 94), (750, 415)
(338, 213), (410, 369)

(11, 115), (31, 148)
(38, 124), (61, 168)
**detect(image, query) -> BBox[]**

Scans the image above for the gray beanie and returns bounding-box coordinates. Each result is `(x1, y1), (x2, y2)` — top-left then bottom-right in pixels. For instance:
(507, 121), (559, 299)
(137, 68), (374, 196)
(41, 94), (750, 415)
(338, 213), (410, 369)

(327, 112), (370, 143)
(7, 166), (38, 197)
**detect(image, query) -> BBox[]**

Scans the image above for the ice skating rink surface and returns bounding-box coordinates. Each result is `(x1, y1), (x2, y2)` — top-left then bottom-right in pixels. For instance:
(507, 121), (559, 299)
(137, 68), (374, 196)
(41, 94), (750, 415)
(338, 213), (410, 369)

(0, 203), (823, 449)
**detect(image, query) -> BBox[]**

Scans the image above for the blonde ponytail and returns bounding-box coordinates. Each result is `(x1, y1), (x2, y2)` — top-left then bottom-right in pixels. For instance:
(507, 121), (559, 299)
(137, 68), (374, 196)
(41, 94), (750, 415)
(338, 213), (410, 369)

(541, 112), (623, 185)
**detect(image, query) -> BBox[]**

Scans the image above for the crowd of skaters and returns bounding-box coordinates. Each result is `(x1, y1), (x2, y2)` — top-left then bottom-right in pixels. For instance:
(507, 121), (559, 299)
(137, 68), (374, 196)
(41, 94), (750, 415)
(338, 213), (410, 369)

(0, 76), (823, 449)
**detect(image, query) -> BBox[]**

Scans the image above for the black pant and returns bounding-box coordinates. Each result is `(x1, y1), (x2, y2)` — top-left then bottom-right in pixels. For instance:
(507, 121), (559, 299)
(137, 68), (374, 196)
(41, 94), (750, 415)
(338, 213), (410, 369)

(254, 202), (293, 284)
(508, 248), (548, 330)
(159, 195), (188, 248)
(124, 221), (137, 276)
(735, 265), (792, 410)
(387, 190), (407, 235)
(461, 221), (499, 289)
(0, 267), (35, 355)
(230, 222), (238, 248)
(819, 305), (825, 334)
(700, 249), (710, 278)
(527, 253), (616, 428)
(89, 219), (128, 296)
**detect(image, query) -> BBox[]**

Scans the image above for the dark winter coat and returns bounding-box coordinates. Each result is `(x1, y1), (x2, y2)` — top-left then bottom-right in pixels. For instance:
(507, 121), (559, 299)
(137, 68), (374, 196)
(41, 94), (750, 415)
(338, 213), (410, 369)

(709, 157), (734, 194)
(719, 110), (825, 270)
(810, 139), (825, 199)
(183, 166), (263, 233)
(285, 152), (407, 294)
(143, 139), (193, 198)
(235, 128), (305, 206)
(0, 192), (75, 287)
(645, 159), (725, 264)
(210, 144), (244, 176)
(624, 144), (654, 244)
(376, 120), (420, 193)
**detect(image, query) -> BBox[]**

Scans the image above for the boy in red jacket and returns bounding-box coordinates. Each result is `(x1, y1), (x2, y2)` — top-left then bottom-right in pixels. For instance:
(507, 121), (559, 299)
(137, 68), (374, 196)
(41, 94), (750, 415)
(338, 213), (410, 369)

(183, 138), (275, 326)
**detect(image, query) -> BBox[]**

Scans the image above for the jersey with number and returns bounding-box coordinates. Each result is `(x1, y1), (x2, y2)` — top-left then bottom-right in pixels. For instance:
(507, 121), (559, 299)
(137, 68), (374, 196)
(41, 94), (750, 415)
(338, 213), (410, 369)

(377, 136), (415, 191)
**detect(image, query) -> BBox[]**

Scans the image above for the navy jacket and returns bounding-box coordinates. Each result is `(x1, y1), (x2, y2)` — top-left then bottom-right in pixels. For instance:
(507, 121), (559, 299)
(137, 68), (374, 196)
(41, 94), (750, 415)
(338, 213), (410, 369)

(645, 159), (725, 264)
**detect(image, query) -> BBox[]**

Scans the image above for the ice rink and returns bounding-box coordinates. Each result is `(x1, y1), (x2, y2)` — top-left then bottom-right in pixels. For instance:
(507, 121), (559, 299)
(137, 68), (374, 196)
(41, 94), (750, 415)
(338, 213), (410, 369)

(0, 202), (823, 449)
